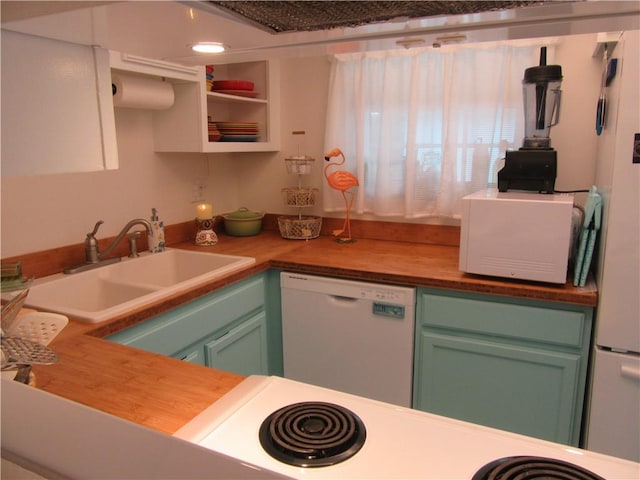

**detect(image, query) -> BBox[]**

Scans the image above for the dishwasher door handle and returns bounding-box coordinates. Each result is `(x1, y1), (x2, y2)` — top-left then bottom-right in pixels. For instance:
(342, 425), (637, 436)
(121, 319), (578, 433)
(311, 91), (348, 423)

(328, 295), (359, 306)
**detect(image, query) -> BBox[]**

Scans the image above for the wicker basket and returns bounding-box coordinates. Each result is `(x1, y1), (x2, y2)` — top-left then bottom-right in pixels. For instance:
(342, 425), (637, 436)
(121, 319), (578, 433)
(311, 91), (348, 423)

(278, 215), (322, 240)
(282, 188), (318, 207)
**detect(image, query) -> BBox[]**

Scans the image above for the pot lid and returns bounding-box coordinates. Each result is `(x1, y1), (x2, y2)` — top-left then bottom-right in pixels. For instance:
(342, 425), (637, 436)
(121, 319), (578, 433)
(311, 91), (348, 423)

(224, 207), (264, 220)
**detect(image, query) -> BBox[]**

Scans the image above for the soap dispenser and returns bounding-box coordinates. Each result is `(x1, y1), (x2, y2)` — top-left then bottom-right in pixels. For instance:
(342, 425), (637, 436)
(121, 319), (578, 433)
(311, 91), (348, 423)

(149, 207), (165, 253)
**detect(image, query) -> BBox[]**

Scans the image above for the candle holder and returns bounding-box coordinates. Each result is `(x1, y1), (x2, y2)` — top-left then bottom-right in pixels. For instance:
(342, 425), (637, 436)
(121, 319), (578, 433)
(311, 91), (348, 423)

(195, 217), (218, 246)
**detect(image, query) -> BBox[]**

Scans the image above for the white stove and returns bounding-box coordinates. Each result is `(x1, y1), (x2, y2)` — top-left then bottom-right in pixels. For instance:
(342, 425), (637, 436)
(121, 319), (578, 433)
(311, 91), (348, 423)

(175, 376), (639, 479)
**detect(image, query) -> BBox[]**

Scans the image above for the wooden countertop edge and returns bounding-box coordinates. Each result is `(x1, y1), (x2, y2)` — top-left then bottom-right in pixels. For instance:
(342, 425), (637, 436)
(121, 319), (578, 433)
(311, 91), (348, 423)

(269, 260), (597, 307)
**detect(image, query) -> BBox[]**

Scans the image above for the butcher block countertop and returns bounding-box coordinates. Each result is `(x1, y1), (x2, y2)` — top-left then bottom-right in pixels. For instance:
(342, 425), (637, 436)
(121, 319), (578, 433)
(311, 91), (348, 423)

(20, 226), (597, 436)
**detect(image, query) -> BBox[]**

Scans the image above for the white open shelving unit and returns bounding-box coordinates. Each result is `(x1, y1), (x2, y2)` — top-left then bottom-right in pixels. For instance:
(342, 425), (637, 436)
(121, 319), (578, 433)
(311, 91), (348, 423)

(110, 51), (280, 153)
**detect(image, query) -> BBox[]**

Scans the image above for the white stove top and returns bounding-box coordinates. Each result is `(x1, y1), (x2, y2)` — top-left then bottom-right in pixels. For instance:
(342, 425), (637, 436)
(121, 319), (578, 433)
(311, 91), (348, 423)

(175, 376), (639, 479)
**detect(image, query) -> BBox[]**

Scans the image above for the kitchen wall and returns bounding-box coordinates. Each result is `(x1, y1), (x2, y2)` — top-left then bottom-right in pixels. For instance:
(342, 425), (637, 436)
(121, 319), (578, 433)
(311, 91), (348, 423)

(0, 33), (602, 259)
(232, 56), (331, 218)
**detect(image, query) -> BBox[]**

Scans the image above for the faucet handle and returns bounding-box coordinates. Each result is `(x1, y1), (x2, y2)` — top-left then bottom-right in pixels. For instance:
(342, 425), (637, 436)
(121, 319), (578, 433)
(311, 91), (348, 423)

(127, 231), (142, 258)
(84, 221), (104, 264)
(87, 221), (104, 239)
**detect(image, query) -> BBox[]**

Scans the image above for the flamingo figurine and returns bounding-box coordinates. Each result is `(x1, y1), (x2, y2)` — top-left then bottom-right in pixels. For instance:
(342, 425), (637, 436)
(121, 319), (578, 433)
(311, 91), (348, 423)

(324, 148), (359, 242)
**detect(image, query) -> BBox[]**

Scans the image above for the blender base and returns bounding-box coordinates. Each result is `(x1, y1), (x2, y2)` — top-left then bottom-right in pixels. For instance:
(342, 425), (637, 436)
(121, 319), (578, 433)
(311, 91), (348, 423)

(498, 149), (557, 194)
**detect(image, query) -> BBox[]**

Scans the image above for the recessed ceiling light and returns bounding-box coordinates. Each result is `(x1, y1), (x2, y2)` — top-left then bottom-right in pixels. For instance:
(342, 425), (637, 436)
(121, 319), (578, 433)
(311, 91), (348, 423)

(191, 42), (226, 53)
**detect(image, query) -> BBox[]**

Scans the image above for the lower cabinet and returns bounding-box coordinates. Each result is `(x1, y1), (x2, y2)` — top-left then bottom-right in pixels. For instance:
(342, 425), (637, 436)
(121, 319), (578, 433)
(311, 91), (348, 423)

(204, 312), (267, 375)
(108, 272), (280, 376)
(413, 288), (593, 447)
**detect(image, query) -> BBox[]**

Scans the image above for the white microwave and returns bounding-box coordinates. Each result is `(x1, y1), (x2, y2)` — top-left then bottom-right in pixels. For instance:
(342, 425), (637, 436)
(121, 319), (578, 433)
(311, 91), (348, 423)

(459, 189), (577, 284)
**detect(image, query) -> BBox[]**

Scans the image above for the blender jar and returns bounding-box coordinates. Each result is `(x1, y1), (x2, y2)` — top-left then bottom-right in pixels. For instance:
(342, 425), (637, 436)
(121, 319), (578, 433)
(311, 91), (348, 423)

(522, 64), (562, 149)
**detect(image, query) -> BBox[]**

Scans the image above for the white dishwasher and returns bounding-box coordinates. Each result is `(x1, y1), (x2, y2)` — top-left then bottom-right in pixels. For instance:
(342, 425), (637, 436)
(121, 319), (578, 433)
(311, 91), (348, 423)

(280, 272), (416, 407)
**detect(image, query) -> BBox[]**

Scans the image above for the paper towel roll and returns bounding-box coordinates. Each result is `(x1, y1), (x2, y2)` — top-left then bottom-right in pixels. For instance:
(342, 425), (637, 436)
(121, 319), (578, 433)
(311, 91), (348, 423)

(112, 74), (174, 110)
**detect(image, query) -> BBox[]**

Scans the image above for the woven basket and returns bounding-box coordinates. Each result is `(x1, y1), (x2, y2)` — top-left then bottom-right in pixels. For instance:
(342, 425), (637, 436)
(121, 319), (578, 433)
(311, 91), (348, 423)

(282, 188), (318, 207)
(278, 215), (322, 240)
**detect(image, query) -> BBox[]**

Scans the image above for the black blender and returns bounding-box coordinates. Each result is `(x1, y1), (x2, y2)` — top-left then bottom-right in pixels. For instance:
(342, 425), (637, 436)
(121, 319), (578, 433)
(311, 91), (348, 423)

(498, 47), (562, 194)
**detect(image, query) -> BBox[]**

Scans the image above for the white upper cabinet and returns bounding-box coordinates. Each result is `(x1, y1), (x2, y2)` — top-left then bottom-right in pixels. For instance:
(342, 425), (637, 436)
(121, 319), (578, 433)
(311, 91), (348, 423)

(1, 29), (118, 175)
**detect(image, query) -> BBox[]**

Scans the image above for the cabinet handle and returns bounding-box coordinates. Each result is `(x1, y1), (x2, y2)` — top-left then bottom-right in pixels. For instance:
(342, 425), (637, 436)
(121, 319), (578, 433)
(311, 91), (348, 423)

(214, 330), (230, 341)
(180, 352), (198, 362)
(621, 365), (640, 381)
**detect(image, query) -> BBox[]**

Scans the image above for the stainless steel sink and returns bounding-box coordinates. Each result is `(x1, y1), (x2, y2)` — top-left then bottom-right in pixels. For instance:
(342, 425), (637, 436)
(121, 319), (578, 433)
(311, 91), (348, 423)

(13, 249), (255, 323)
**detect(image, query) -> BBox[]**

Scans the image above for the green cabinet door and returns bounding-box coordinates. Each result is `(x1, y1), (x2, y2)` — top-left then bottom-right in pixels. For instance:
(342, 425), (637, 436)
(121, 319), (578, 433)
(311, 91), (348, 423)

(205, 312), (268, 375)
(415, 330), (580, 444)
(413, 288), (593, 447)
(108, 272), (278, 375)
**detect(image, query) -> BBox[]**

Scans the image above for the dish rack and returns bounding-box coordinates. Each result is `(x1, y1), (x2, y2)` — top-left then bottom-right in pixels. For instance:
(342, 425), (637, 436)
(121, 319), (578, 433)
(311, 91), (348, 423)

(1, 289), (68, 347)
(278, 156), (322, 240)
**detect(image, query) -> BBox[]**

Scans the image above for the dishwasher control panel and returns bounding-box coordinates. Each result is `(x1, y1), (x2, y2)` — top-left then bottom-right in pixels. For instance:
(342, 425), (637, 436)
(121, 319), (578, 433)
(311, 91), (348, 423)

(281, 272), (415, 306)
(360, 287), (408, 303)
(373, 302), (406, 319)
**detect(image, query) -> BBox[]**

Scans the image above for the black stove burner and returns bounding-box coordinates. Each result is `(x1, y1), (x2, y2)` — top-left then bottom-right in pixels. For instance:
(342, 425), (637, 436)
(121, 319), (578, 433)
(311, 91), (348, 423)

(258, 401), (366, 467)
(472, 456), (606, 480)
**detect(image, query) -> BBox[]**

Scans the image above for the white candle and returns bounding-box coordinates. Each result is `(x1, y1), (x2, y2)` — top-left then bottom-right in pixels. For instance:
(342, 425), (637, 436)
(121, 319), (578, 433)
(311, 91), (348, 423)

(196, 203), (213, 219)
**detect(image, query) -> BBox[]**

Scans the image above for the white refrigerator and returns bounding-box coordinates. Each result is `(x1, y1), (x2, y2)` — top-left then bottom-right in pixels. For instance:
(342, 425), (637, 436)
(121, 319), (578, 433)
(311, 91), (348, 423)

(587, 29), (640, 462)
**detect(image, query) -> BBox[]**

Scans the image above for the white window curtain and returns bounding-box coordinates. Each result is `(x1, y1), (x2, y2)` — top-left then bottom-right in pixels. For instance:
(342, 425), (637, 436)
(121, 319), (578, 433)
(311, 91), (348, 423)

(323, 40), (555, 219)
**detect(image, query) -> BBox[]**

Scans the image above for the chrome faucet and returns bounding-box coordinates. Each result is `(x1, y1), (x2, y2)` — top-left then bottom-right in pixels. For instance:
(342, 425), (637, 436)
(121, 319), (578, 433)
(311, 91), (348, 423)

(64, 219), (153, 274)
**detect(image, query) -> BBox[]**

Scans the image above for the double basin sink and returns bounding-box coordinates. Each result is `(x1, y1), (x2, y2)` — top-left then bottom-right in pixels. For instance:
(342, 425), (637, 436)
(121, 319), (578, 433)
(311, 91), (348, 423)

(15, 249), (255, 323)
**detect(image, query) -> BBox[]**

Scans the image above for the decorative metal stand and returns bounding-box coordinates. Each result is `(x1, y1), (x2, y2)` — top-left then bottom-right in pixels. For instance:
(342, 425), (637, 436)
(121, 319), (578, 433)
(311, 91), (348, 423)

(278, 156), (322, 240)
(195, 217), (218, 246)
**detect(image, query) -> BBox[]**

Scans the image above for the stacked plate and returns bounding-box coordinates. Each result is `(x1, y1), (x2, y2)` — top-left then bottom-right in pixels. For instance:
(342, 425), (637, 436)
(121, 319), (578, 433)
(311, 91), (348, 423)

(208, 122), (222, 142)
(215, 121), (260, 142)
(211, 79), (259, 98)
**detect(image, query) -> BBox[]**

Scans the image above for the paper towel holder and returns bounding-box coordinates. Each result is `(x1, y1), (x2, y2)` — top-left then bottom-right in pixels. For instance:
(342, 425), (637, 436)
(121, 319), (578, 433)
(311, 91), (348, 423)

(111, 73), (175, 110)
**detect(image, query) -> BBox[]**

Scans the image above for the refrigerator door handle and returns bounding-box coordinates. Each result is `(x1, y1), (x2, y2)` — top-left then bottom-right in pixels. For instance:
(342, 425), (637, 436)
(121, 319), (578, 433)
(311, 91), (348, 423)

(620, 364), (640, 382)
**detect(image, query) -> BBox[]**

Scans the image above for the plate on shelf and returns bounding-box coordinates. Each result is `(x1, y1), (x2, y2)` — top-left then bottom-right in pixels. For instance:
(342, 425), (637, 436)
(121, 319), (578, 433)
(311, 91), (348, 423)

(214, 121), (258, 127)
(208, 123), (222, 142)
(220, 136), (260, 142)
(212, 80), (254, 91)
(217, 128), (259, 134)
(215, 121), (259, 137)
(212, 89), (261, 98)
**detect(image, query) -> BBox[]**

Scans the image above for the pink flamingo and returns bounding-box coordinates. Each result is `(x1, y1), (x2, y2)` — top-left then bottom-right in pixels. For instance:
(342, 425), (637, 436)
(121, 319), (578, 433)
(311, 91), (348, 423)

(324, 148), (359, 242)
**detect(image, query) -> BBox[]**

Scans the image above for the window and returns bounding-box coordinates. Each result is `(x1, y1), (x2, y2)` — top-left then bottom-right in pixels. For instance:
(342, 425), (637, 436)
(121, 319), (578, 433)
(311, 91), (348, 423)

(323, 40), (555, 219)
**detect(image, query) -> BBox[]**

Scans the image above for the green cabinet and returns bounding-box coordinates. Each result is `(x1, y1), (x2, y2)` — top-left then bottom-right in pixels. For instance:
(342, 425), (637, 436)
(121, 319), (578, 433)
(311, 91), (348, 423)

(413, 288), (593, 446)
(108, 272), (282, 376)
(204, 312), (267, 376)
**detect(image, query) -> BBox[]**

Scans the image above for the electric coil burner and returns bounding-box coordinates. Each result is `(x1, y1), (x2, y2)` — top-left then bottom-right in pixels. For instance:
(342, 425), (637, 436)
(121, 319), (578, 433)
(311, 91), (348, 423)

(472, 456), (606, 480)
(258, 401), (366, 467)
